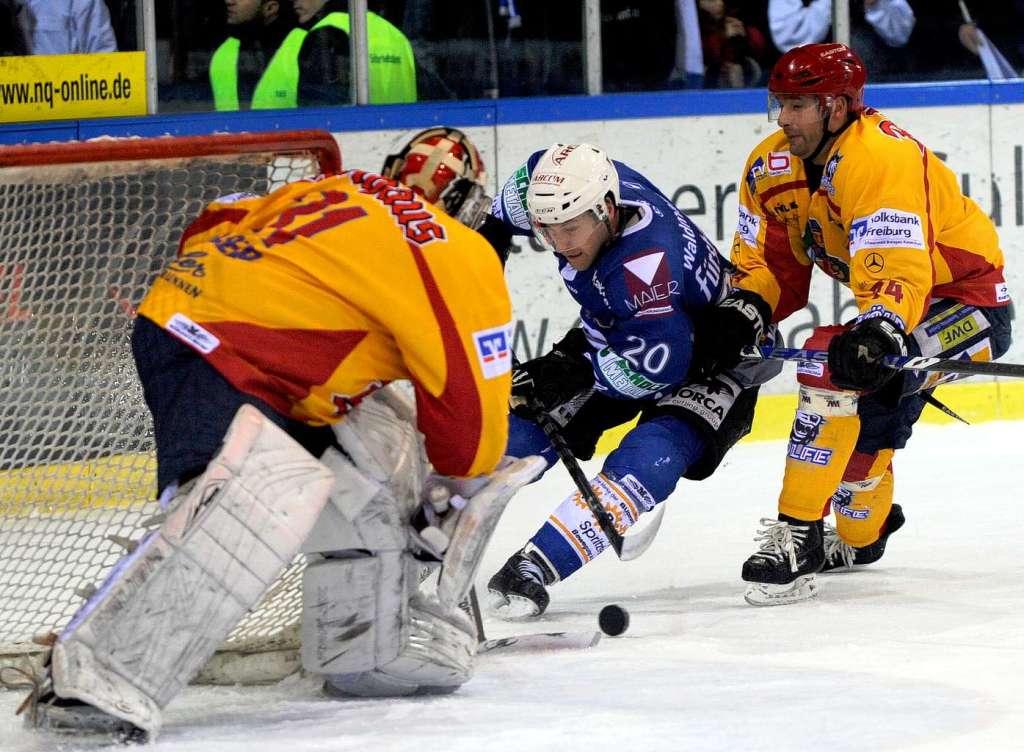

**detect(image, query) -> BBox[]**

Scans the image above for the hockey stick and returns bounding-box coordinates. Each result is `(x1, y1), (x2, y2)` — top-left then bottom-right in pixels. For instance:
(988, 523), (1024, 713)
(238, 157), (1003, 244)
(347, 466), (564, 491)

(470, 575), (601, 656)
(740, 345), (1024, 379)
(479, 630), (602, 655)
(526, 397), (664, 562)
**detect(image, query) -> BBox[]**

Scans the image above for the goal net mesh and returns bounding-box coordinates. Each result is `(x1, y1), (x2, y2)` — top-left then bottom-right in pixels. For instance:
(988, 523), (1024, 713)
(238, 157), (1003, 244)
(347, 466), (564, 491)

(0, 133), (338, 682)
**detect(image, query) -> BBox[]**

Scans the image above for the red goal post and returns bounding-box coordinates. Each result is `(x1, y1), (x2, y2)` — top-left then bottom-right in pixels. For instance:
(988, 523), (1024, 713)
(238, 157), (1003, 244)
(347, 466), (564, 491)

(0, 130), (341, 685)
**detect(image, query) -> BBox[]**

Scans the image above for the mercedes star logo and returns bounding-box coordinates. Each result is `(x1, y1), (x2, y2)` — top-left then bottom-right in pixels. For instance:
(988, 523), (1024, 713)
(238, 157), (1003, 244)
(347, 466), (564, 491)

(865, 252), (884, 272)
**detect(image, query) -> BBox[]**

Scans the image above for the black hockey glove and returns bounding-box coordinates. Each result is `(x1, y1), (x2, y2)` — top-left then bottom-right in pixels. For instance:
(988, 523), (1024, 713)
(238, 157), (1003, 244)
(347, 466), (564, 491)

(828, 316), (909, 392)
(511, 329), (595, 413)
(689, 289), (772, 381)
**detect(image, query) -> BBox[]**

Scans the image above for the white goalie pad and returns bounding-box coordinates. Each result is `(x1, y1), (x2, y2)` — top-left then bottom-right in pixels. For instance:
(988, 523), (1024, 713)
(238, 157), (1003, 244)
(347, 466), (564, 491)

(302, 552), (477, 696)
(300, 448), (543, 696)
(50, 405), (334, 737)
(301, 448), (476, 695)
(437, 455), (546, 609)
(331, 384), (427, 520)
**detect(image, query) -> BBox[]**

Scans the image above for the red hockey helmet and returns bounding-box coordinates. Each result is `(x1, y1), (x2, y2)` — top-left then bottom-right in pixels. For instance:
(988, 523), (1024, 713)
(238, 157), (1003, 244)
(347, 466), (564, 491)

(768, 43), (867, 118)
(381, 126), (490, 228)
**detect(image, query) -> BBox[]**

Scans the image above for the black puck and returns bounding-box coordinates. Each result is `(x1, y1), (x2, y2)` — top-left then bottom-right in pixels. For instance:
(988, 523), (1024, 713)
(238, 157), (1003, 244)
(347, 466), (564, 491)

(598, 604), (630, 636)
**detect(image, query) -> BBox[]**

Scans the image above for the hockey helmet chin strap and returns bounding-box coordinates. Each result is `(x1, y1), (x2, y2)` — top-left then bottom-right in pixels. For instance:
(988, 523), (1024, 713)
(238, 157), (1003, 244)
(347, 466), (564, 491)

(805, 96), (857, 163)
(598, 196), (635, 252)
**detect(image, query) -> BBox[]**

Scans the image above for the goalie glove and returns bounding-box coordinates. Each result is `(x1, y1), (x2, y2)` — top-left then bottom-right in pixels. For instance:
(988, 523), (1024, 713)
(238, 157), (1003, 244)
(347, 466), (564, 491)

(828, 314), (909, 392)
(689, 289), (772, 381)
(410, 473), (493, 560)
(510, 328), (595, 412)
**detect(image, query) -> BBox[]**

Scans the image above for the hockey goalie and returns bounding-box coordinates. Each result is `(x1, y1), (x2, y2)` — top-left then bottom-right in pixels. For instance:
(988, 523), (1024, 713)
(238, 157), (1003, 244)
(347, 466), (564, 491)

(14, 128), (543, 742)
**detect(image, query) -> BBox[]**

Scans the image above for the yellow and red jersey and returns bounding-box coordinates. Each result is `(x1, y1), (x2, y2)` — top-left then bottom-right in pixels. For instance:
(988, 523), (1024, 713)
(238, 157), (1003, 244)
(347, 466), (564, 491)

(137, 169), (512, 478)
(731, 108), (1009, 331)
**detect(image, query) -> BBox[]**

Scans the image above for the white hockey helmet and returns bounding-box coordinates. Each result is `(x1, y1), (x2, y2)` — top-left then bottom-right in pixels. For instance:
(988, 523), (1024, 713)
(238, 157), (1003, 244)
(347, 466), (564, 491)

(526, 143), (620, 232)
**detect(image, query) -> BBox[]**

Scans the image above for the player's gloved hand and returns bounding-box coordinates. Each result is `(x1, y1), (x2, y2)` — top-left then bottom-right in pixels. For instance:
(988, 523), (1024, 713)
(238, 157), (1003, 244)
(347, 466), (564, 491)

(828, 315), (909, 392)
(689, 289), (772, 380)
(510, 329), (595, 412)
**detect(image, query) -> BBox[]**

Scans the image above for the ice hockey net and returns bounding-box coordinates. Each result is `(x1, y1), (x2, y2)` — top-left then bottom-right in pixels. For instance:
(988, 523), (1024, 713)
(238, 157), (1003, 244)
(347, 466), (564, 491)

(0, 130), (341, 684)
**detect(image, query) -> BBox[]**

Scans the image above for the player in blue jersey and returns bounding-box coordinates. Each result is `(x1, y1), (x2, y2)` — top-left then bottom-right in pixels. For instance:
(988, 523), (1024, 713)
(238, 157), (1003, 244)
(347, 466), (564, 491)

(486, 143), (781, 618)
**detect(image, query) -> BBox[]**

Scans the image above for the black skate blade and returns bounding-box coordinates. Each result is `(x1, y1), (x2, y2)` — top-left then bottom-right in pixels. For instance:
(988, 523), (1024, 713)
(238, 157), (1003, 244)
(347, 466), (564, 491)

(479, 631), (601, 654)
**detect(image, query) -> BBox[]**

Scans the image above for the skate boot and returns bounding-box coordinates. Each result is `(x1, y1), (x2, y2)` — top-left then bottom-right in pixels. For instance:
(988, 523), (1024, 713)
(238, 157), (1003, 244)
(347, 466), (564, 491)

(822, 503), (905, 572)
(742, 514), (825, 606)
(30, 693), (147, 743)
(486, 549), (556, 619)
(1, 662), (146, 744)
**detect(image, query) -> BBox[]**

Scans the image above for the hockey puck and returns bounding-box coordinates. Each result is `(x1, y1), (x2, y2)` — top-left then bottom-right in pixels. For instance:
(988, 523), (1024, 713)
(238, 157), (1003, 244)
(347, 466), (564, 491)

(598, 604), (629, 636)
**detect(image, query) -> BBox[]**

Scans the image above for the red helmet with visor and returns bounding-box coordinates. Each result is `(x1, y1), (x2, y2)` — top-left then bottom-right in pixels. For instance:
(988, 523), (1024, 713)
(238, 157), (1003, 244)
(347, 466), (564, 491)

(768, 43), (866, 120)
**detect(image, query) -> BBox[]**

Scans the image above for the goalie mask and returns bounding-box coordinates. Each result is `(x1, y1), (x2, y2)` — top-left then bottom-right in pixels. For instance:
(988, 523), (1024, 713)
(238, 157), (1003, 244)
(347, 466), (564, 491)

(382, 127), (491, 229)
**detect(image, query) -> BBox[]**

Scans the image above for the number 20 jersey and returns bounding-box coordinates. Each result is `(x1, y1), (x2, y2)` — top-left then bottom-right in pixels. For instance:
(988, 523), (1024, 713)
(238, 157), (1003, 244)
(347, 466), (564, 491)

(137, 170), (513, 478)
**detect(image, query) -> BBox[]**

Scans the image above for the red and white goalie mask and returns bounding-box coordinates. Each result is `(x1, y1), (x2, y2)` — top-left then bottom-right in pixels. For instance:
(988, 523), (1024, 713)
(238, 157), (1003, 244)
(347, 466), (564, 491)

(382, 127), (491, 229)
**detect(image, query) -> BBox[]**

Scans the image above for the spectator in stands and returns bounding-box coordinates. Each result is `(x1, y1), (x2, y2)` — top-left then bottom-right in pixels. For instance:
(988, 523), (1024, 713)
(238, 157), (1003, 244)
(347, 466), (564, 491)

(600, 0), (707, 91)
(849, 0), (916, 82)
(15, 0), (117, 54)
(601, 1), (680, 91)
(1, 0), (29, 56)
(209, 0), (302, 110)
(954, 0), (1024, 79)
(698, 0), (769, 88)
(768, 0), (913, 55)
(293, 0), (416, 105)
(873, 1), (1021, 82)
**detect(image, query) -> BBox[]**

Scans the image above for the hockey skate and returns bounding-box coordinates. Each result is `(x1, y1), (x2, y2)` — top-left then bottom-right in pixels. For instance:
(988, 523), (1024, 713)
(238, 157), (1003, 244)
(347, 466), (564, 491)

(486, 550), (556, 619)
(822, 504), (905, 572)
(2, 662), (147, 745)
(742, 515), (825, 606)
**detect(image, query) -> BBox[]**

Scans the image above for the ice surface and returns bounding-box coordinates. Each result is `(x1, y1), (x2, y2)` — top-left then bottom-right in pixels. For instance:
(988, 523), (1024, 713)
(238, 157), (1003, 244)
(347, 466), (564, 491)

(2, 420), (1022, 751)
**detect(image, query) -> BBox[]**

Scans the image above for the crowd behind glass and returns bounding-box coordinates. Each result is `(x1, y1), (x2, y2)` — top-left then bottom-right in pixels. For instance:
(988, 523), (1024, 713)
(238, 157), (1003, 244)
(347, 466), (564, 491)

(1, 0), (1021, 114)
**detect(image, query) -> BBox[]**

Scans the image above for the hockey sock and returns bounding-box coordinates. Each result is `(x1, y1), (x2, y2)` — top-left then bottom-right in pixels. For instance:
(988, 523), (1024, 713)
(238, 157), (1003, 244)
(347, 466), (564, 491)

(779, 387), (861, 521)
(528, 472), (655, 580)
(832, 449), (896, 547)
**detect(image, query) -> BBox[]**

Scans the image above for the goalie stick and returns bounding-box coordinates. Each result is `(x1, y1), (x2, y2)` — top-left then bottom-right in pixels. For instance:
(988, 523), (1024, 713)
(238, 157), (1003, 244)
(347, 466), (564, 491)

(479, 631), (602, 654)
(466, 587), (602, 655)
(740, 345), (1024, 379)
(526, 396), (665, 562)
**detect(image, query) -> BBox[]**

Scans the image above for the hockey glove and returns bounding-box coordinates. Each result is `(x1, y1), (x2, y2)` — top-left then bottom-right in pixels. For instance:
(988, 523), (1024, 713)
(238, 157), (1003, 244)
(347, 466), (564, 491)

(410, 476), (480, 560)
(689, 289), (772, 381)
(511, 329), (595, 413)
(828, 316), (909, 392)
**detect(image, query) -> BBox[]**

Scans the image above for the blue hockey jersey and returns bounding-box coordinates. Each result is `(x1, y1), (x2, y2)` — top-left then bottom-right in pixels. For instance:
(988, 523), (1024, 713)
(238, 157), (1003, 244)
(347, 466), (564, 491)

(492, 151), (727, 400)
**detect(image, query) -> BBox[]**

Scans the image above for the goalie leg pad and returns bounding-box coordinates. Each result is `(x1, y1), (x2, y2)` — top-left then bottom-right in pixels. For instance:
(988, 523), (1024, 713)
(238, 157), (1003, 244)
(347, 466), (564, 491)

(331, 385), (426, 519)
(437, 455), (546, 609)
(50, 405), (334, 737)
(302, 552), (476, 696)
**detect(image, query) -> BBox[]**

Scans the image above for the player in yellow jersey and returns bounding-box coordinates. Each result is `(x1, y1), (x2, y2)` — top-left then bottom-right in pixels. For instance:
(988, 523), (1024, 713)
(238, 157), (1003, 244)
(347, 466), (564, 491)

(23, 129), (545, 741)
(689, 44), (1013, 605)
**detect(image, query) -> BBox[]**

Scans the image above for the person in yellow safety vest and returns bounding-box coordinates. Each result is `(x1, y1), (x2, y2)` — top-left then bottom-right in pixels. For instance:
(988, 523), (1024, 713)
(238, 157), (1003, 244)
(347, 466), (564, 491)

(209, 0), (303, 110)
(293, 0), (417, 105)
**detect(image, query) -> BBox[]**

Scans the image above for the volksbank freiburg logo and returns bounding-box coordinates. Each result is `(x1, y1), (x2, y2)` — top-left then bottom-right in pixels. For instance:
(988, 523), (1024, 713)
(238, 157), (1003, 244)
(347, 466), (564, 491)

(849, 208), (925, 254)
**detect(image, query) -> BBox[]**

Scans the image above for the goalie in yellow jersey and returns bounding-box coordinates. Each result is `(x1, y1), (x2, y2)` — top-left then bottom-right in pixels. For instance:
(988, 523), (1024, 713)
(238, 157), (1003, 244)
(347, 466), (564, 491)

(20, 128), (546, 742)
(689, 44), (1013, 606)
